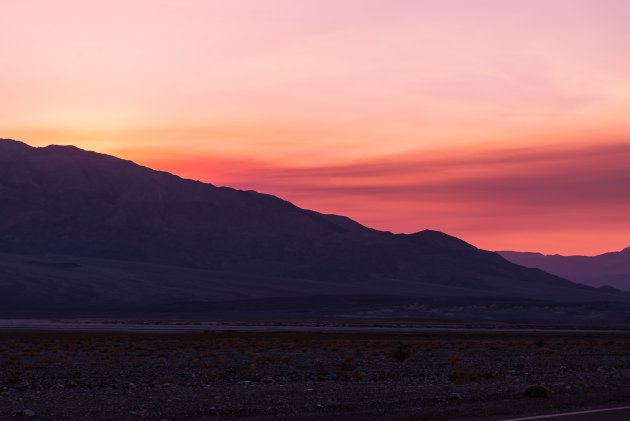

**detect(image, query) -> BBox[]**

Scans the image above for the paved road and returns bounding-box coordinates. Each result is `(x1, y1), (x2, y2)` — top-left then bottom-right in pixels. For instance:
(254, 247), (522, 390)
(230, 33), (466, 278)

(0, 319), (629, 334)
(501, 406), (630, 420)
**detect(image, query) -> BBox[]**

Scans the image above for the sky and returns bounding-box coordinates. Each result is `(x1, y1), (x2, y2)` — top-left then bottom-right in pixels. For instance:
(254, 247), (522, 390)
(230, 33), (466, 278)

(2, 0), (630, 255)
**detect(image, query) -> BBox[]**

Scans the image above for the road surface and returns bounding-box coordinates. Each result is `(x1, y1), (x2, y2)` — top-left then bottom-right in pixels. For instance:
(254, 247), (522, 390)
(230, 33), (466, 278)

(0, 319), (629, 334)
(501, 405), (630, 420)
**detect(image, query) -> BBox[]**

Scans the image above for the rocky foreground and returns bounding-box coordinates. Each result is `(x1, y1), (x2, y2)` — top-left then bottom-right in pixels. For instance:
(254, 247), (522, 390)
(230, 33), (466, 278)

(1, 330), (630, 420)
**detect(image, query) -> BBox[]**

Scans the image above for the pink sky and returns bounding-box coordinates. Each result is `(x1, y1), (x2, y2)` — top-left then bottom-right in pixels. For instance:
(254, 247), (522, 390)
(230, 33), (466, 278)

(2, 0), (630, 254)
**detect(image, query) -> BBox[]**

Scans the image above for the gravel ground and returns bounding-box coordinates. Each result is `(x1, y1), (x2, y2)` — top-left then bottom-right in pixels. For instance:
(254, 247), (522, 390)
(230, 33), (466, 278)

(1, 331), (630, 420)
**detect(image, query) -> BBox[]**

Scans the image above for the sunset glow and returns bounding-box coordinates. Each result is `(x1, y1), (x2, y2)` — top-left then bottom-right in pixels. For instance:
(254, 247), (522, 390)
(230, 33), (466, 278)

(3, 0), (630, 254)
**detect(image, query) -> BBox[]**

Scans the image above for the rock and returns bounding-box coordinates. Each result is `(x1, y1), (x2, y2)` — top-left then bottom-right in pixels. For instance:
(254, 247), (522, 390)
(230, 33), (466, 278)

(16, 409), (35, 417)
(15, 383), (30, 392)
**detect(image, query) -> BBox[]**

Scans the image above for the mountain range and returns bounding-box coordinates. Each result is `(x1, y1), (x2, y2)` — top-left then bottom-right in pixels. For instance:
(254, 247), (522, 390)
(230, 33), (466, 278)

(499, 249), (630, 292)
(0, 138), (627, 320)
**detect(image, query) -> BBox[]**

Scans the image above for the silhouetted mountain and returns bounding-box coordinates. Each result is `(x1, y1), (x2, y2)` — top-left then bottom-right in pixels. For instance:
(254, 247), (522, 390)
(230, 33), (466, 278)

(0, 138), (627, 318)
(499, 249), (630, 291)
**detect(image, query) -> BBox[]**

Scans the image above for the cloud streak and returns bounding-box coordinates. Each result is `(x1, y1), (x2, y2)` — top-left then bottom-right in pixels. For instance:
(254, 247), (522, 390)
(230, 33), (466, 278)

(130, 142), (630, 254)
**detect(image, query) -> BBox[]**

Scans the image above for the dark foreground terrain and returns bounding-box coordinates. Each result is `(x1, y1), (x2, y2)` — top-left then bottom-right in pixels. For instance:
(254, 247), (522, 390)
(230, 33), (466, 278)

(1, 330), (630, 420)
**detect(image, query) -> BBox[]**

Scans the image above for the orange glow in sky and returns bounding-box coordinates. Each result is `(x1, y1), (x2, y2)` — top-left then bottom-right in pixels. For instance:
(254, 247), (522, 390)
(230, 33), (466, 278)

(2, 0), (630, 254)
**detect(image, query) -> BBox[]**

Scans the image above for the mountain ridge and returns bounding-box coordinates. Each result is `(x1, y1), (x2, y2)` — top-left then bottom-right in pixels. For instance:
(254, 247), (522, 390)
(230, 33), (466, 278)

(0, 138), (627, 318)
(499, 249), (630, 291)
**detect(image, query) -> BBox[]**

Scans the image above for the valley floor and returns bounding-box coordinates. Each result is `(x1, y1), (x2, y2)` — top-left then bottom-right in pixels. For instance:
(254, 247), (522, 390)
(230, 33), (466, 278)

(1, 330), (629, 420)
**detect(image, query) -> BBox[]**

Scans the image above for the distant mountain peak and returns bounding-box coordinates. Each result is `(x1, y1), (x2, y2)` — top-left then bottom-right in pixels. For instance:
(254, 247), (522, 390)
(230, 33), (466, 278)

(406, 229), (477, 251)
(0, 138), (31, 149)
(44, 144), (84, 151)
(499, 249), (630, 291)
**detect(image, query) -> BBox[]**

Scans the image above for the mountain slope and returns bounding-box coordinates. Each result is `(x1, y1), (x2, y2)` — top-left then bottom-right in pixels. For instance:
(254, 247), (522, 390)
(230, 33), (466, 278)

(499, 249), (630, 291)
(0, 138), (626, 317)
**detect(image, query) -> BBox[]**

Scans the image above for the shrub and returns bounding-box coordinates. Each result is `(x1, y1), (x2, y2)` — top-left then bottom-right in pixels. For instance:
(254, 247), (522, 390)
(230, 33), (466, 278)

(351, 368), (365, 380)
(524, 384), (550, 398)
(447, 366), (477, 383)
(447, 352), (461, 366)
(393, 344), (411, 362)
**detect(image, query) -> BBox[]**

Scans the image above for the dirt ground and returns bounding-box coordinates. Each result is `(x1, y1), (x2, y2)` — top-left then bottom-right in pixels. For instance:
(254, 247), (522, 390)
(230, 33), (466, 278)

(1, 330), (630, 420)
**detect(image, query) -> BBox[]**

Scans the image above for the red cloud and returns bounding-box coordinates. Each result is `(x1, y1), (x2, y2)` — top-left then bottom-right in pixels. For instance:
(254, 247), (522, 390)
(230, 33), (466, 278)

(130, 142), (630, 255)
